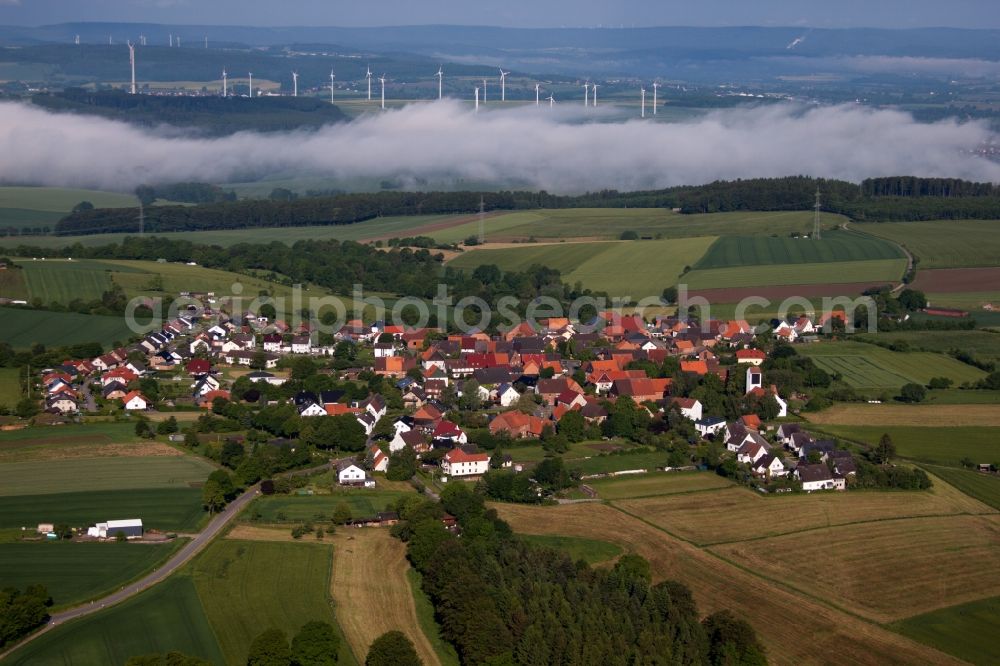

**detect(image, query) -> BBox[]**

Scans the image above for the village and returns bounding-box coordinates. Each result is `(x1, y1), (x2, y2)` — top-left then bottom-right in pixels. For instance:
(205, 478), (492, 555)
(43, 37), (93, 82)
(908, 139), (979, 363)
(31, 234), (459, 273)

(26, 287), (874, 522)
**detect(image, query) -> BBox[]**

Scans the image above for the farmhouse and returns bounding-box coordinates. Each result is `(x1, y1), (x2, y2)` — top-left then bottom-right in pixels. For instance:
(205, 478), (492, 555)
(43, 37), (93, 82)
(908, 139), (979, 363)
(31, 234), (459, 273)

(337, 460), (374, 487)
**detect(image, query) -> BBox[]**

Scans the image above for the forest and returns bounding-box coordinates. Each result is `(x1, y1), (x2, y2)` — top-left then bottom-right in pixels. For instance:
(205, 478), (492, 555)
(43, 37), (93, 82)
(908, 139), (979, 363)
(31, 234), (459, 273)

(50, 176), (1000, 236)
(394, 483), (768, 665)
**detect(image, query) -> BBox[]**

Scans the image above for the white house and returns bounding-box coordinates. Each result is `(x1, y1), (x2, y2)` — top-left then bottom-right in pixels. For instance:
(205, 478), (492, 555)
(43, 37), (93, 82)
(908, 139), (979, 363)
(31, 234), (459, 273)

(290, 335), (313, 354)
(796, 463), (845, 491)
(671, 397), (703, 422)
(752, 454), (787, 478)
(46, 396), (78, 414)
(390, 429), (426, 454)
(122, 391), (149, 411)
(695, 417), (727, 438)
(497, 383), (521, 408)
(299, 402), (326, 417)
(337, 461), (374, 487)
(441, 448), (490, 478)
(369, 445), (389, 473)
(737, 440), (770, 465)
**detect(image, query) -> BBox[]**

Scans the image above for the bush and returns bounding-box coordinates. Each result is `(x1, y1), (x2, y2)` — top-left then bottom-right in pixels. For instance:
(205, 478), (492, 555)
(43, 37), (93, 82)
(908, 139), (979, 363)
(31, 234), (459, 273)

(899, 383), (927, 403)
(365, 631), (420, 666)
(620, 230), (639, 240)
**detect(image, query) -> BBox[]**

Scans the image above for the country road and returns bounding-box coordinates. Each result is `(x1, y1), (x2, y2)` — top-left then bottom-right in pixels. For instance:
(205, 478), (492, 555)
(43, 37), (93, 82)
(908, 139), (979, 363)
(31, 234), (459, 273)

(0, 456), (349, 661)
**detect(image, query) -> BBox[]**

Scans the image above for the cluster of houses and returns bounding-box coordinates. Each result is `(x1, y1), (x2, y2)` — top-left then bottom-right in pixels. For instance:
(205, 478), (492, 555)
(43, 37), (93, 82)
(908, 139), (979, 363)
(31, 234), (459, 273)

(34, 296), (855, 488)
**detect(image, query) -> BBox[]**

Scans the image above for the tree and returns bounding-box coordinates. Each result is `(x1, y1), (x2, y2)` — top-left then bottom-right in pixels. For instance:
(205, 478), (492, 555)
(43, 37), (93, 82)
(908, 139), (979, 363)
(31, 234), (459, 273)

(899, 383), (927, 403)
(156, 416), (179, 435)
(457, 380), (482, 411)
(620, 230), (639, 240)
(365, 631), (421, 666)
(703, 610), (767, 666)
(386, 447), (418, 481)
(874, 433), (896, 464)
(15, 397), (38, 419)
(897, 288), (927, 311)
(927, 376), (953, 390)
(291, 621), (340, 666)
(135, 419), (153, 439)
(201, 479), (227, 514)
(72, 200), (95, 213)
(247, 628), (292, 666)
(126, 652), (212, 666)
(557, 410), (585, 442)
(661, 286), (678, 304)
(332, 501), (352, 525)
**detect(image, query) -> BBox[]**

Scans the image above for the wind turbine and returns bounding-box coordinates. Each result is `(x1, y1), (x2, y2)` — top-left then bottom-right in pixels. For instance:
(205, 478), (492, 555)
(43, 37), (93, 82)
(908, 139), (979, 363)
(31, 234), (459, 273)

(482, 78), (487, 103)
(548, 94), (555, 108)
(475, 86), (480, 112)
(379, 74), (386, 109)
(222, 69), (228, 97)
(330, 69), (336, 104)
(108, 35), (113, 46)
(591, 83), (599, 107)
(292, 71), (299, 97)
(177, 36), (181, 47)
(535, 83), (540, 106)
(498, 67), (509, 102)
(140, 34), (146, 46)
(248, 72), (253, 98)
(583, 81), (589, 106)
(436, 66), (443, 100)
(127, 41), (137, 95)
(74, 35), (80, 45)
(652, 82), (660, 116)
(640, 87), (646, 118)
(169, 34), (173, 48)
(366, 65), (372, 101)
(204, 36), (208, 49)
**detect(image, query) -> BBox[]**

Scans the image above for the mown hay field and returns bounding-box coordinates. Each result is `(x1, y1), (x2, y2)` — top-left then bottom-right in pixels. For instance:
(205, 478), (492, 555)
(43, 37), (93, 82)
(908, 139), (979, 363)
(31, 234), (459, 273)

(586, 472), (733, 499)
(803, 403), (1000, 427)
(492, 502), (964, 666)
(0, 456), (215, 496)
(612, 480), (990, 546)
(710, 514), (1000, 623)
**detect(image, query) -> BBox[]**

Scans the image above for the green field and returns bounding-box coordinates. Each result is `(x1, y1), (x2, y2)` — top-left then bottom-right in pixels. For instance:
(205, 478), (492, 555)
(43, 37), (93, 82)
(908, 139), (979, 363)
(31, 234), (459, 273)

(406, 569), (460, 666)
(857, 330), (1000, 364)
(863, 220), (1000, 269)
(250, 490), (415, 522)
(0, 456), (215, 496)
(924, 291), (1000, 313)
(0, 422), (142, 446)
(3, 576), (225, 666)
(892, 595), (1000, 665)
(798, 341), (986, 391)
(0, 187), (138, 232)
(15, 259), (119, 304)
(816, 426), (1000, 468)
(568, 451), (671, 476)
(0, 367), (23, 406)
(450, 236), (717, 297)
(4, 214), (464, 249)
(922, 465), (1000, 510)
(0, 541), (183, 608)
(519, 534), (623, 565)
(0, 306), (136, 349)
(694, 230), (904, 269)
(451, 209), (846, 241)
(682, 258), (907, 290)
(191, 539), (356, 665)
(587, 472), (734, 499)
(0, 488), (206, 532)
(0, 266), (29, 301)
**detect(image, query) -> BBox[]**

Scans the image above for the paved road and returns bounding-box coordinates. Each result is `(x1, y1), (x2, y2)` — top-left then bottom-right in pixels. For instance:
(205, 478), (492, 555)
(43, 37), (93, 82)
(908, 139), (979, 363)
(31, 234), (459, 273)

(0, 456), (351, 661)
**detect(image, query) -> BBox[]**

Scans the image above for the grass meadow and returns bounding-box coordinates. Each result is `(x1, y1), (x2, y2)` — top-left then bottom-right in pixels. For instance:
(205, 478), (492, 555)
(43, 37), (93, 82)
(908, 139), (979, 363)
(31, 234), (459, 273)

(191, 539), (357, 665)
(0, 456), (215, 496)
(693, 229), (903, 269)
(519, 534), (623, 565)
(250, 490), (415, 522)
(862, 219), (1000, 269)
(0, 367), (23, 406)
(920, 465), (1000, 510)
(586, 472), (734, 499)
(0, 541), (183, 608)
(682, 258), (907, 290)
(856, 330), (1000, 363)
(0, 186), (138, 232)
(0, 306), (136, 348)
(797, 341), (986, 390)
(815, 425), (1000, 468)
(3, 576), (225, 666)
(892, 595), (1000, 665)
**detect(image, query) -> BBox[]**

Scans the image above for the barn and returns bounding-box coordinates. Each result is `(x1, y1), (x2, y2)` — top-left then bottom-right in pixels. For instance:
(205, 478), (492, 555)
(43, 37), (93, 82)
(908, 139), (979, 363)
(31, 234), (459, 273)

(88, 518), (144, 539)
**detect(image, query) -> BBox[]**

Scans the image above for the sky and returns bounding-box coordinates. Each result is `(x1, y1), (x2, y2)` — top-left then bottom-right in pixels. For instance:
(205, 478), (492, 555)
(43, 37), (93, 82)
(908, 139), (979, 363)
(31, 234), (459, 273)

(0, 0), (999, 29)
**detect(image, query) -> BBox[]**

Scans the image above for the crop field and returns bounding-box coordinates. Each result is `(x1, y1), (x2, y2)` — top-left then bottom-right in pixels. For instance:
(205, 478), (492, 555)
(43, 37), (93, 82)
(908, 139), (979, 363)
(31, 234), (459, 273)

(681, 258), (907, 290)
(803, 403), (1000, 427)
(15, 259), (121, 304)
(250, 490), (415, 522)
(0, 306), (136, 348)
(797, 341), (986, 390)
(912, 267), (1000, 294)
(862, 220), (1000, 269)
(519, 534), (623, 565)
(191, 539), (356, 665)
(920, 465), (1000, 510)
(892, 595), (1000, 665)
(567, 450), (673, 476)
(710, 515), (1000, 623)
(328, 529), (438, 666)
(450, 236), (717, 297)
(0, 266), (29, 301)
(494, 502), (963, 665)
(3, 576), (224, 666)
(693, 230), (904, 269)
(0, 422), (143, 445)
(924, 291), (1000, 312)
(815, 426), (1000, 468)
(0, 186), (138, 231)
(0, 488), (206, 531)
(857, 330), (1000, 363)
(612, 481), (989, 546)
(0, 541), (182, 608)
(0, 456), (215, 496)
(586, 472), (734, 499)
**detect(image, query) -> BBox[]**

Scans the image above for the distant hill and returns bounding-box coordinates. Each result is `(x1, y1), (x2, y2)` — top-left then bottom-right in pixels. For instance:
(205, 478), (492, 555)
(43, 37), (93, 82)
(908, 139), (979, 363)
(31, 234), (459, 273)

(31, 89), (348, 135)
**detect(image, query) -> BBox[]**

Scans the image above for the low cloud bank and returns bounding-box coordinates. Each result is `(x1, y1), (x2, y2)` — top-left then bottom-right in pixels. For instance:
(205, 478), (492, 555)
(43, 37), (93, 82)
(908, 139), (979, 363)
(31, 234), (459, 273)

(0, 99), (997, 193)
